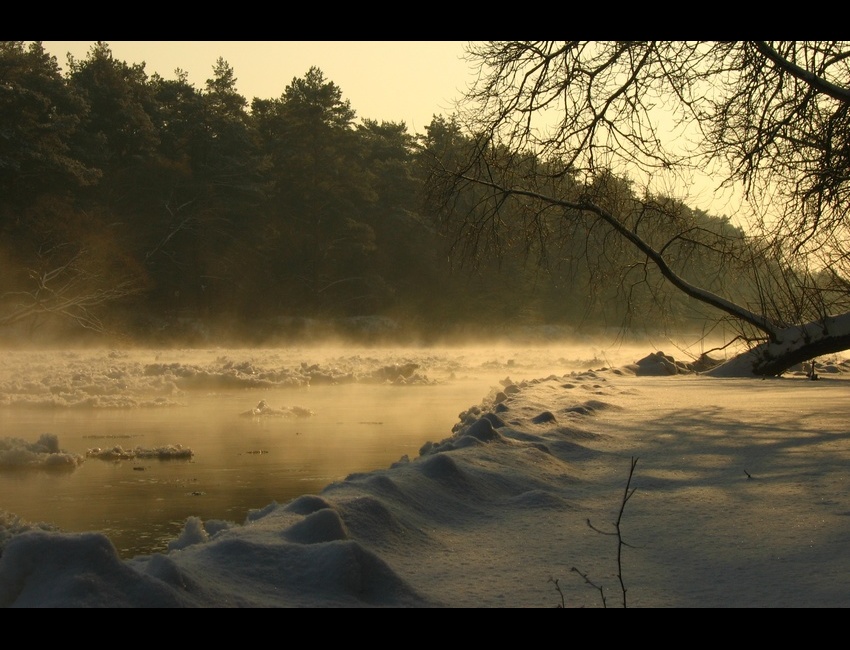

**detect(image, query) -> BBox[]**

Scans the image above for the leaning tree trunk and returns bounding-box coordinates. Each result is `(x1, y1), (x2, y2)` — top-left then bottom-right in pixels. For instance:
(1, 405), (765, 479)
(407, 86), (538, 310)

(572, 198), (850, 377)
(452, 177), (850, 378)
(706, 313), (850, 377)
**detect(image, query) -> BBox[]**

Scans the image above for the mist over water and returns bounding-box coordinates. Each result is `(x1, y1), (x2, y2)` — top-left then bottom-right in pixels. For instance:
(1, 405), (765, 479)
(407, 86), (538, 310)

(0, 341), (686, 558)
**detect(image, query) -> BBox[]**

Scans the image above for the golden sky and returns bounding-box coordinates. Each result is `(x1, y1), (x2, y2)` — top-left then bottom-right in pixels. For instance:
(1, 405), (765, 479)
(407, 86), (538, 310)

(40, 41), (474, 135)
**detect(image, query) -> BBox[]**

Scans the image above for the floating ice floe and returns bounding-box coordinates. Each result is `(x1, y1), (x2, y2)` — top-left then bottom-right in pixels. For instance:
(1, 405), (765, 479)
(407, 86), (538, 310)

(239, 400), (314, 418)
(86, 444), (193, 460)
(0, 433), (84, 469)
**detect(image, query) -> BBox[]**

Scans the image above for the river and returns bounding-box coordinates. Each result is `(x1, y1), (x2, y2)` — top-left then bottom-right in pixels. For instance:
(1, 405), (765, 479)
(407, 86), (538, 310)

(0, 342), (656, 558)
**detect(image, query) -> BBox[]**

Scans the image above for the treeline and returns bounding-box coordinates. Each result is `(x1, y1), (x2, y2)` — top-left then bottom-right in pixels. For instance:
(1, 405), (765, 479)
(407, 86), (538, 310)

(0, 41), (750, 346)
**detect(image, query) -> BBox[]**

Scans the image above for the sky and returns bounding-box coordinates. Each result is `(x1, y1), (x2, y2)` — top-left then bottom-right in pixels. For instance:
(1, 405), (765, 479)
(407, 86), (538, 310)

(39, 41), (475, 135)
(3, 346), (850, 607)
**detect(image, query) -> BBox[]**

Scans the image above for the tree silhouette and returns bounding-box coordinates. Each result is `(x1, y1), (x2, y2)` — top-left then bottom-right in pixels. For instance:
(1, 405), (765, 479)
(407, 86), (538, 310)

(428, 41), (850, 376)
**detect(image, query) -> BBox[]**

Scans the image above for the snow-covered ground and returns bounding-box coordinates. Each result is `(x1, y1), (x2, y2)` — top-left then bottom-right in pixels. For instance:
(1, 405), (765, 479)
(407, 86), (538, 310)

(2, 345), (849, 607)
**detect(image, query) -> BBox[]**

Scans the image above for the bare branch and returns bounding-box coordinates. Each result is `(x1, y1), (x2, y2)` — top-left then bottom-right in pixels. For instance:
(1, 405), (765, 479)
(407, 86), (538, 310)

(0, 248), (142, 333)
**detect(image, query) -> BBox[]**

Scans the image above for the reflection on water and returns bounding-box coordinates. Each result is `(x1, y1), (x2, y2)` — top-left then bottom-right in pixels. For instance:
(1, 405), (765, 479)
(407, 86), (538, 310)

(0, 344), (648, 558)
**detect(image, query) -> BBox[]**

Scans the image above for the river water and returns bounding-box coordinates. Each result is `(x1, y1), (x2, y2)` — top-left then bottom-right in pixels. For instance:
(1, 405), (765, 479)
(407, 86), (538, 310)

(0, 343), (653, 558)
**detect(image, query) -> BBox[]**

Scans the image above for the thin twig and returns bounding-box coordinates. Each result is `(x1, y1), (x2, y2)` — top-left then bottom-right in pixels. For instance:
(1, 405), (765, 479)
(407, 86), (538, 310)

(571, 456), (639, 608)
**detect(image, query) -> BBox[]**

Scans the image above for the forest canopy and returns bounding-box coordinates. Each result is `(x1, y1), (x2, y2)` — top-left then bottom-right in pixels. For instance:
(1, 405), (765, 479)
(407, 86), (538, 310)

(1, 41), (830, 368)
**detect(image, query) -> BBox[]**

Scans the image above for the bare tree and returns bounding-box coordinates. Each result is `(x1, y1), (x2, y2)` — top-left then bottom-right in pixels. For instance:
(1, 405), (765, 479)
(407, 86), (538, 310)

(0, 245), (141, 336)
(428, 41), (850, 376)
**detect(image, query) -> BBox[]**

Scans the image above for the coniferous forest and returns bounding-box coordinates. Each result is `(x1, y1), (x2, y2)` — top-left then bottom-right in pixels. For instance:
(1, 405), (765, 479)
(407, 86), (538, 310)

(0, 42), (752, 347)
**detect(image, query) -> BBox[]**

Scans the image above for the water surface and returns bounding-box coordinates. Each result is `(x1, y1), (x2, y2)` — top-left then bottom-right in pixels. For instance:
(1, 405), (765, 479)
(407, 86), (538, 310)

(0, 344), (643, 558)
